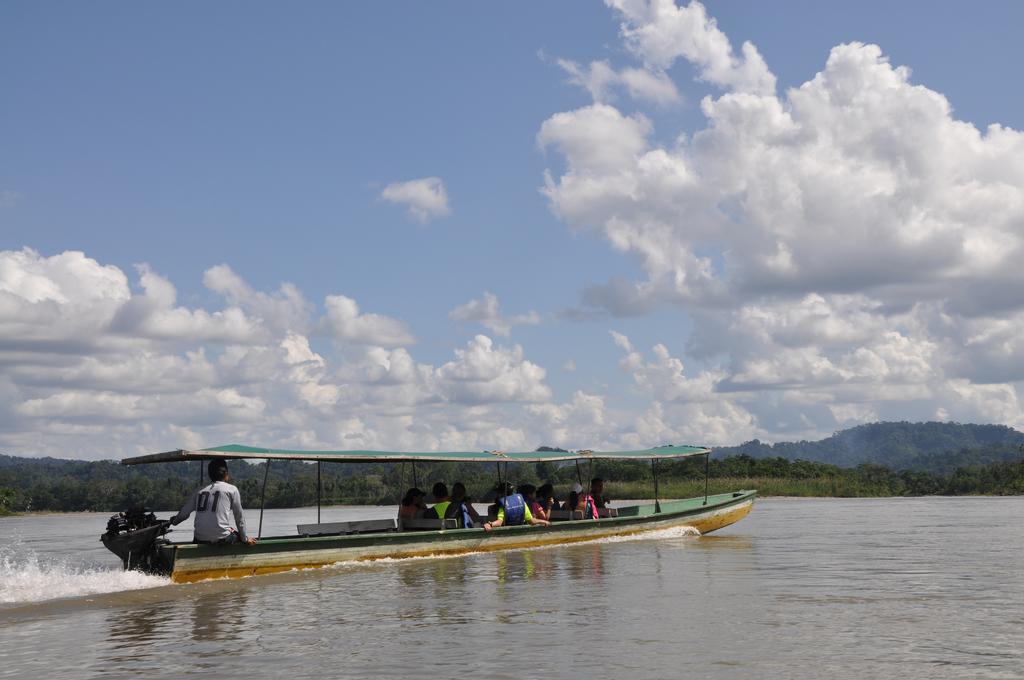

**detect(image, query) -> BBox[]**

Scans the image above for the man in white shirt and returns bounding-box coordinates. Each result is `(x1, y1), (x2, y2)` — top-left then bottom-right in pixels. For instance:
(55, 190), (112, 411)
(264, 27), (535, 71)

(171, 458), (257, 545)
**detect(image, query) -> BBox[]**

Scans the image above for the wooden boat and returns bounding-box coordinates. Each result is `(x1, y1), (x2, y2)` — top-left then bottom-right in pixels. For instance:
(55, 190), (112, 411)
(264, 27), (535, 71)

(101, 444), (756, 583)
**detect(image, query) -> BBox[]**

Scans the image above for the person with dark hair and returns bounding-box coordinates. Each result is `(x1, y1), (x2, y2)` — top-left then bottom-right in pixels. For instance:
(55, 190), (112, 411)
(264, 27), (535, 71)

(590, 477), (607, 510)
(483, 482), (549, 531)
(518, 484), (546, 522)
(536, 483), (556, 521)
(170, 458), (256, 545)
(446, 481), (481, 528)
(570, 482), (598, 519)
(398, 487), (426, 520)
(423, 482), (451, 519)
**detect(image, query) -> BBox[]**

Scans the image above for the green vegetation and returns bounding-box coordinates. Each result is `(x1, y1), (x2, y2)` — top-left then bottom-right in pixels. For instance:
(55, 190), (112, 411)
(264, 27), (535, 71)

(609, 458), (1024, 499)
(2, 422), (1022, 513)
(2, 441), (1023, 513)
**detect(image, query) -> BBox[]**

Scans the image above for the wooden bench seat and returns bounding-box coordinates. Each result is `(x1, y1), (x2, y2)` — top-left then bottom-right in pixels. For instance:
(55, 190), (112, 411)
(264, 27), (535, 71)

(296, 518), (397, 536)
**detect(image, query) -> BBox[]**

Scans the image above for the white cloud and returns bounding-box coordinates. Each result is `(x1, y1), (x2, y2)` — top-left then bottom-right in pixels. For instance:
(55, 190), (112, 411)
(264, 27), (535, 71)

(0, 248), (580, 457)
(203, 264), (311, 334)
(0, 248), (130, 345)
(0, 248), (128, 306)
(528, 391), (609, 449)
(539, 104), (652, 176)
(559, 59), (681, 107)
(380, 177), (451, 224)
(612, 332), (721, 402)
(449, 292), (541, 337)
(437, 335), (552, 404)
(322, 294), (415, 347)
(112, 264), (258, 343)
(538, 1), (1024, 440)
(0, 190), (21, 208)
(606, 0), (776, 94)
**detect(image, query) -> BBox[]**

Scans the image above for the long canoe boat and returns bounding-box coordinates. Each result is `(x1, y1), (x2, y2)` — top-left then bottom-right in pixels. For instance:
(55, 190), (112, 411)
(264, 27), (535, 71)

(101, 444), (755, 584)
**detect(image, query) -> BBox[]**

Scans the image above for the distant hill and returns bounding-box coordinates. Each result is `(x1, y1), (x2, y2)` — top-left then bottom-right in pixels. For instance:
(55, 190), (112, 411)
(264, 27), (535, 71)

(714, 421), (1024, 473)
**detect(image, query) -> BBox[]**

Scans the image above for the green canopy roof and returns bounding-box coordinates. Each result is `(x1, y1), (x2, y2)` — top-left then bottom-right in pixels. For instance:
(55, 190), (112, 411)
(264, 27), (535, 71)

(121, 443), (710, 466)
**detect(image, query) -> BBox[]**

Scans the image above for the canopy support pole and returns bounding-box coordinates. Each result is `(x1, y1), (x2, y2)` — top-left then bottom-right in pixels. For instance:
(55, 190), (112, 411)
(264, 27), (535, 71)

(317, 461), (322, 524)
(703, 452), (710, 506)
(652, 459), (661, 514)
(586, 460), (594, 517)
(258, 459), (271, 538)
(198, 460), (203, 487)
(575, 460), (583, 485)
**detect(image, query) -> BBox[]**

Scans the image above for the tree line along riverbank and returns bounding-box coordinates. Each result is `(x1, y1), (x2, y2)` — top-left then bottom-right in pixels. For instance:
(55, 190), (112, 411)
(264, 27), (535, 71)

(1, 451), (1022, 514)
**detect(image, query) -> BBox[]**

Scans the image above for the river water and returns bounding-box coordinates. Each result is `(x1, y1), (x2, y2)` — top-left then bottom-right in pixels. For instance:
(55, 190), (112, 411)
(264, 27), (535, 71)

(1, 497), (1021, 679)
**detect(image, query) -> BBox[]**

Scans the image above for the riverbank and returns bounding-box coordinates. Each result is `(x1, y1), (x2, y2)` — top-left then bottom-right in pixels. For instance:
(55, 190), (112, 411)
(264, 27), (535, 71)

(606, 473), (1024, 499)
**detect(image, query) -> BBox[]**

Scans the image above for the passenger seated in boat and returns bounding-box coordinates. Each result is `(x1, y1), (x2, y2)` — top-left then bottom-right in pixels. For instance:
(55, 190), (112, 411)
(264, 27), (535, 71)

(483, 483), (549, 531)
(518, 484), (547, 522)
(590, 478), (607, 509)
(446, 482), (481, 528)
(398, 487), (426, 520)
(170, 458), (257, 546)
(569, 482), (598, 519)
(564, 488), (579, 512)
(536, 483), (556, 521)
(423, 482), (451, 519)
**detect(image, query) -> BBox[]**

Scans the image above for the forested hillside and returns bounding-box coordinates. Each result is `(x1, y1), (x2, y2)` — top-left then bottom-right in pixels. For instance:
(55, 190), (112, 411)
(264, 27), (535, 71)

(2, 421), (1023, 513)
(715, 421), (1024, 471)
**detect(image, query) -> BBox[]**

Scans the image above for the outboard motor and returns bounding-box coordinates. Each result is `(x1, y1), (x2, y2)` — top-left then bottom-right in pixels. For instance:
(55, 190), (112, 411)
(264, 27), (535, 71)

(100, 507), (172, 574)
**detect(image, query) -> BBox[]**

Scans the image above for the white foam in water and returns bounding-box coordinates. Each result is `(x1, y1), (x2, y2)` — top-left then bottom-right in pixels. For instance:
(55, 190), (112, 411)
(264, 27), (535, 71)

(0, 542), (170, 605)
(0, 524), (704, 597)
(596, 525), (702, 543)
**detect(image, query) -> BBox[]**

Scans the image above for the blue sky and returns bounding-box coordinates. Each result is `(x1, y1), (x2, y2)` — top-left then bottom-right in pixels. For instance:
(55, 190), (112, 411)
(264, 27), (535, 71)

(3, 1), (1024, 458)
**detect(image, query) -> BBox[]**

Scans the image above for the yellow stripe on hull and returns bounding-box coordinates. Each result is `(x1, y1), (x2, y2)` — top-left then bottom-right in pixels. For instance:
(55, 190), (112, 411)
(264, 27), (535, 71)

(169, 499), (753, 584)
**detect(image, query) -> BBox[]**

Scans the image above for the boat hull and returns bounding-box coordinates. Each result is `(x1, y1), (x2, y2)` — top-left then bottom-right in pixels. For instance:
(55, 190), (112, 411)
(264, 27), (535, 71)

(162, 490), (755, 583)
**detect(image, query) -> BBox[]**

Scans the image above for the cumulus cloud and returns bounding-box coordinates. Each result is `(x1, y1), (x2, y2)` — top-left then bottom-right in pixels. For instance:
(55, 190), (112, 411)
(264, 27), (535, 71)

(437, 335), (552, 404)
(0, 248), (578, 458)
(606, 0), (775, 94)
(540, 1), (1024, 439)
(322, 295), (416, 347)
(203, 264), (311, 333)
(111, 265), (258, 343)
(528, 391), (609, 449)
(559, 59), (681, 107)
(380, 177), (451, 223)
(449, 292), (541, 337)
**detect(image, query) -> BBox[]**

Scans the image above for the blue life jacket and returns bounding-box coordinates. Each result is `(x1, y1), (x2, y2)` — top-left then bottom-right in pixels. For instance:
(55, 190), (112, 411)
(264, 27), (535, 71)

(445, 500), (474, 528)
(500, 493), (527, 526)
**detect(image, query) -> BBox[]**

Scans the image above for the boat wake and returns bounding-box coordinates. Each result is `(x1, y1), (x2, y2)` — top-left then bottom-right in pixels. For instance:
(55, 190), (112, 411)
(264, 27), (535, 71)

(0, 541), (169, 606)
(595, 525), (702, 543)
